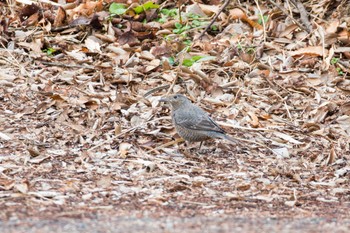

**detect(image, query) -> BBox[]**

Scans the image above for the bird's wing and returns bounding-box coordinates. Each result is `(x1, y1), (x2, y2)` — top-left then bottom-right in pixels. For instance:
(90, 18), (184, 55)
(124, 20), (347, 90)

(173, 107), (225, 133)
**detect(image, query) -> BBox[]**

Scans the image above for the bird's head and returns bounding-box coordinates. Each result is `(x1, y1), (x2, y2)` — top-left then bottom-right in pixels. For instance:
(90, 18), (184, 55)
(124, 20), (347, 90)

(160, 94), (189, 110)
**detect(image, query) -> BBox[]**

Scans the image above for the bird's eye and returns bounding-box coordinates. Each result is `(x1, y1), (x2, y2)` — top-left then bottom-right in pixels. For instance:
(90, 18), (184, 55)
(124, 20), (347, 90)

(173, 96), (178, 99)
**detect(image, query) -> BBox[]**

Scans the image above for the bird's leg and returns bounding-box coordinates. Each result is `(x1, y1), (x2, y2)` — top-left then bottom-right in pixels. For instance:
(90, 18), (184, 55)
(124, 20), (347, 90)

(178, 140), (193, 153)
(196, 141), (210, 154)
(199, 141), (203, 150)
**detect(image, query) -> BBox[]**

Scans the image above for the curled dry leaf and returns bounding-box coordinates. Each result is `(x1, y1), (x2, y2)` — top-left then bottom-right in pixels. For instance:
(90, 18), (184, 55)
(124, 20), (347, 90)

(289, 46), (328, 57)
(0, 132), (12, 140)
(14, 182), (29, 194)
(119, 142), (132, 158)
(272, 147), (290, 159)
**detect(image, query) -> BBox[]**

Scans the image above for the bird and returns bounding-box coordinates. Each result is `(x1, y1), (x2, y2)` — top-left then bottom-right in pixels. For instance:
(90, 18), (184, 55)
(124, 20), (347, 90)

(159, 94), (236, 148)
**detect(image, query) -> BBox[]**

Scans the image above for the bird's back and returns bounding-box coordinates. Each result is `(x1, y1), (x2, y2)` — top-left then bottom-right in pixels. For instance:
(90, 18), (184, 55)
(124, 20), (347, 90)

(173, 101), (225, 134)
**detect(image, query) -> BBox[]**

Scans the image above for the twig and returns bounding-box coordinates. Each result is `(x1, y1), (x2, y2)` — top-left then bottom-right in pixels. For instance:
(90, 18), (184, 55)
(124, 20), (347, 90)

(228, 135), (277, 156)
(155, 138), (184, 150)
(143, 84), (170, 98)
(266, 0), (308, 32)
(254, 0), (266, 42)
(40, 61), (95, 69)
(197, 0), (230, 40)
(290, 0), (312, 32)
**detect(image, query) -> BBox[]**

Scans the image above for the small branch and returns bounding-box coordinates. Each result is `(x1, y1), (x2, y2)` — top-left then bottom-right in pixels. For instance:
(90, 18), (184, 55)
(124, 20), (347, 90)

(197, 0), (230, 40)
(293, 0), (312, 32)
(266, 0), (308, 32)
(143, 84), (170, 97)
(40, 61), (95, 69)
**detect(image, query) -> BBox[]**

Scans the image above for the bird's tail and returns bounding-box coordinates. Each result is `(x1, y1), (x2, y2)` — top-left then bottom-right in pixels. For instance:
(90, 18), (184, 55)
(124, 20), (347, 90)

(217, 134), (237, 144)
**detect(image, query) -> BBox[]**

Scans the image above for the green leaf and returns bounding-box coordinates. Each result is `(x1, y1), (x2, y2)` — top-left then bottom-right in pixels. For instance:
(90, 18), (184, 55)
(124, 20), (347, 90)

(182, 25), (191, 31)
(161, 8), (177, 17)
(190, 55), (203, 62)
(173, 24), (191, 34)
(168, 57), (175, 65)
(143, 1), (159, 10)
(331, 57), (339, 65)
(183, 40), (192, 46)
(133, 1), (159, 14)
(258, 14), (269, 25)
(183, 59), (194, 67)
(43, 47), (56, 56)
(109, 3), (127, 15)
(133, 5), (143, 14)
(161, 9), (169, 15)
(175, 22), (183, 29)
(173, 28), (181, 34)
(195, 56), (216, 62)
(336, 67), (344, 75)
(192, 20), (201, 27)
(246, 47), (255, 54)
(158, 17), (166, 23)
(182, 55), (216, 67)
(187, 13), (200, 19)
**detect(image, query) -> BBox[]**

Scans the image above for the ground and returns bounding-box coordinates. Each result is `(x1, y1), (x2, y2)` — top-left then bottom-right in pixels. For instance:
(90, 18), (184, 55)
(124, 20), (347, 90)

(1, 0), (350, 232)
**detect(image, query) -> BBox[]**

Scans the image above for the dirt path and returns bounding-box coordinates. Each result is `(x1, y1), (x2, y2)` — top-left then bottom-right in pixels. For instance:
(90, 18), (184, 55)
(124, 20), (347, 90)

(2, 215), (350, 233)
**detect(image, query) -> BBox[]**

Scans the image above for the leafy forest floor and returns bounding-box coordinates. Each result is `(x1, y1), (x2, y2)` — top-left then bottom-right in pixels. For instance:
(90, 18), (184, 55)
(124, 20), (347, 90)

(0, 0), (350, 232)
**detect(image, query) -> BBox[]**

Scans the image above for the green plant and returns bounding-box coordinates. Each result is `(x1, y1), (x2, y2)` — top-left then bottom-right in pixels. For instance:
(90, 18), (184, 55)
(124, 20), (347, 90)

(183, 39), (192, 46)
(109, 3), (127, 16)
(182, 55), (216, 67)
(109, 1), (159, 17)
(43, 47), (56, 56)
(258, 14), (269, 25)
(133, 1), (159, 14)
(173, 22), (191, 34)
(336, 67), (344, 75)
(331, 57), (339, 65)
(211, 25), (218, 31)
(158, 8), (178, 23)
(246, 47), (255, 54)
(168, 57), (175, 66)
(161, 8), (178, 17)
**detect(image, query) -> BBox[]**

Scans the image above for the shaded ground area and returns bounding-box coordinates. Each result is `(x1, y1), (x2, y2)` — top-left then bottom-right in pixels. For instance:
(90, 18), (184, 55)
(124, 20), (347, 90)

(1, 202), (350, 232)
(2, 214), (350, 233)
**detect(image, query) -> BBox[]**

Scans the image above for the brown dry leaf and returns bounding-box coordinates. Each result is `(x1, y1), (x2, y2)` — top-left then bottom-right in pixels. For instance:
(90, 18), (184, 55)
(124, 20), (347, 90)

(68, 0), (103, 19)
(85, 36), (102, 53)
(289, 46), (328, 57)
(198, 4), (220, 15)
(278, 24), (299, 38)
(27, 146), (40, 157)
(0, 178), (15, 190)
(119, 31), (139, 46)
(247, 111), (260, 128)
(53, 7), (66, 27)
(229, 7), (263, 30)
(14, 182), (29, 194)
(17, 38), (42, 54)
(0, 132), (12, 140)
(119, 142), (132, 158)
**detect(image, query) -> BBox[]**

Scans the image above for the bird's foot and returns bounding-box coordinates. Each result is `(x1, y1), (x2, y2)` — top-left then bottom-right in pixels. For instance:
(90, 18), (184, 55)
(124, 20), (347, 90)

(179, 148), (206, 162)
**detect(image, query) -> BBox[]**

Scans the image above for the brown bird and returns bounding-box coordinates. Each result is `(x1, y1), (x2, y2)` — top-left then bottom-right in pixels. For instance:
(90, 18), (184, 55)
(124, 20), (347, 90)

(160, 94), (236, 147)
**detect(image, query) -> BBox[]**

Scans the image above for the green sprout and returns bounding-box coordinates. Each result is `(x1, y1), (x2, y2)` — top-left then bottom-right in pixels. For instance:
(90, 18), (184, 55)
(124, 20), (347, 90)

(43, 47), (56, 56)
(331, 57), (339, 65)
(258, 14), (269, 25)
(182, 55), (216, 67)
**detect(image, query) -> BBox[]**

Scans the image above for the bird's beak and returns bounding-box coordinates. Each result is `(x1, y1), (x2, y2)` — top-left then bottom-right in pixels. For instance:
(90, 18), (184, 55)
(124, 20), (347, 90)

(159, 96), (169, 102)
